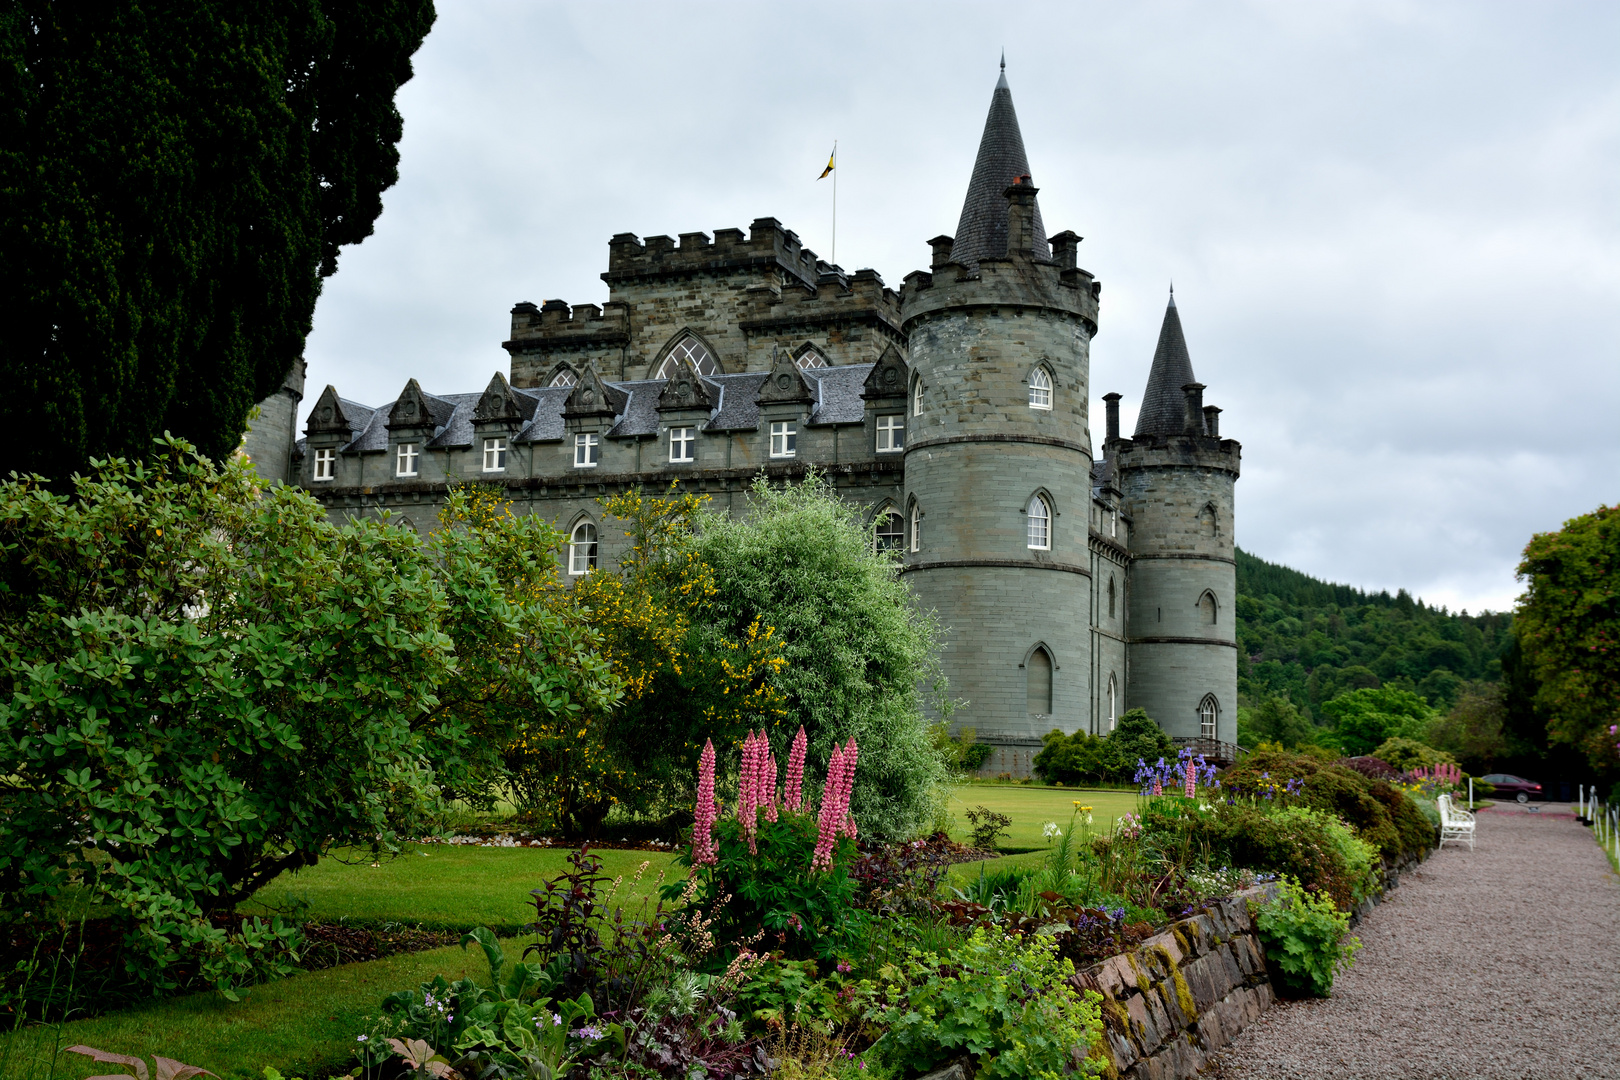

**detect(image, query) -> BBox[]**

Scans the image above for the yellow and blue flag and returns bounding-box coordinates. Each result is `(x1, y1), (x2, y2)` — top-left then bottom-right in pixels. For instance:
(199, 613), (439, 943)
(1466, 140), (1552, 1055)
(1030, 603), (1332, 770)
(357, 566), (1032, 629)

(818, 145), (835, 180)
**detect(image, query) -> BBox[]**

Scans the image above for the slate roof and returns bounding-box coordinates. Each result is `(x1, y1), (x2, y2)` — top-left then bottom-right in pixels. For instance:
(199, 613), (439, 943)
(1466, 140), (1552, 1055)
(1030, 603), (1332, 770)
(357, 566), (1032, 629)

(330, 365), (877, 451)
(1133, 291), (1201, 437)
(950, 61), (1050, 270)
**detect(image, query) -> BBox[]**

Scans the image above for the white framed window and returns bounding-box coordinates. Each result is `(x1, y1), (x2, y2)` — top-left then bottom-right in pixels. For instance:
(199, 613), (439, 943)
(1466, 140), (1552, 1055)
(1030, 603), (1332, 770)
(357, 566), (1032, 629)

(569, 522), (598, 575)
(550, 369), (576, 388)
(876, 414), (904, 453)
(1107, 674), (1118, 730)
(1199, 695), (1219, 739)
(655, 335), (718, 378)
(482, 437), (508, 472)
(770, 421), (796, 458)
(1029, 367), (1053, 409)
(912, 378), (923, 417)
(669, 426), (695, 463)
(312, 448), (335, 481)
(794, 345), (828, 370)
(1027, 495), (1051, 550)
(395, 443), (419, 478)
(910, 502), (921, 552)
(875, 510), (903, 553)
(1110, 509), (1118, 537)
(574, 433), (599, 468)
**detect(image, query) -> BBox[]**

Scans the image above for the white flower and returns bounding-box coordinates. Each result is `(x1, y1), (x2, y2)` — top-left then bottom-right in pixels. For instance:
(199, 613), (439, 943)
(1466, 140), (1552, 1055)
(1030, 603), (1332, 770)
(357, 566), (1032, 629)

(1042, 821), (1062, 840)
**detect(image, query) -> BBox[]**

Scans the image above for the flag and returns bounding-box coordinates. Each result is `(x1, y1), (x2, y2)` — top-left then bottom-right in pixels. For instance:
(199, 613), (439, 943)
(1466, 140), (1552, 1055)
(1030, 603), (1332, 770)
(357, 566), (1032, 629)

(818, 145), (835, 180)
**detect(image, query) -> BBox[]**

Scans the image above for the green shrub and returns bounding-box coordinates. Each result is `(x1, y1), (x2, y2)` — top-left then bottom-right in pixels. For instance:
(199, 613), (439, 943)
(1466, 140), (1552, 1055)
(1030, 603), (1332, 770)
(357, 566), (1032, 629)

(1251, 876), (1361, 997)
(862, 925), (1105, 1080)
(1222, 748), (1431, 863)
(1161, 803), (1376, 909)
(1371, 736), (1456, 773)
(695, 474), (949, 839)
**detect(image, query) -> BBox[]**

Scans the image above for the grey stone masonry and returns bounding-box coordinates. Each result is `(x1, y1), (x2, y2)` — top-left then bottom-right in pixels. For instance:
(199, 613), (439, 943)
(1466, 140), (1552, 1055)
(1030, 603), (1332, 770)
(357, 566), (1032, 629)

(241, 360), (305, 486)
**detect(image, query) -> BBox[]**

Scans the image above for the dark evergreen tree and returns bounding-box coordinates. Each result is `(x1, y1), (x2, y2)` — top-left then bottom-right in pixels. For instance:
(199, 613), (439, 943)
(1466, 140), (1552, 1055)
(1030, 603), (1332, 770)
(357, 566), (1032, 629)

(0, 1), (435, 477)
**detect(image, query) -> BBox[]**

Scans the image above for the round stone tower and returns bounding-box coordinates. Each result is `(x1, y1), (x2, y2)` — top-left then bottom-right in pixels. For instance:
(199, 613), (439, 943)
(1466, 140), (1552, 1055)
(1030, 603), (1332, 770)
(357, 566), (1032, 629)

(1112, 290), (1242, 748)
(898, 64), (1101, 765)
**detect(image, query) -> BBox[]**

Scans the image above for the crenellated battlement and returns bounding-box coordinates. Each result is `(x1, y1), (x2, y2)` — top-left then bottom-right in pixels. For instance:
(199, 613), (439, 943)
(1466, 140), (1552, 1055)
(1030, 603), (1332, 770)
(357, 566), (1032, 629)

(506, 298), (631, 347)
(602, 217), (829, 292)
(740, 264), (903, 342)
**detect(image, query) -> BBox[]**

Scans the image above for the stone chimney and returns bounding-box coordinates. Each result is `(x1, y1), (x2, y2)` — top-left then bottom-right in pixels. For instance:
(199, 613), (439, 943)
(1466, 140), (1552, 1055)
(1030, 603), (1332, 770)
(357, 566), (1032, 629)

(1104, 392), (1122, 442)
(1182, 382), (1206, 436)
(1004, 177), (1039, 260)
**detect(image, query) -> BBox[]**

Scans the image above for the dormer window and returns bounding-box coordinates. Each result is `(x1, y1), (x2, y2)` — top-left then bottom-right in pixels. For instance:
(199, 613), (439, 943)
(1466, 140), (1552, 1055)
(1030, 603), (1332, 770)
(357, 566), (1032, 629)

(313, 448), (335, 482)
(574, 433), (599, 468)
(876, 415), (904, 453)
(483, 437), (508, 472)
(656, 335), (717, 378)
(1029, 368), (1053, 409)
(396, 443), (419, 478)
(770, 422), (796, 458)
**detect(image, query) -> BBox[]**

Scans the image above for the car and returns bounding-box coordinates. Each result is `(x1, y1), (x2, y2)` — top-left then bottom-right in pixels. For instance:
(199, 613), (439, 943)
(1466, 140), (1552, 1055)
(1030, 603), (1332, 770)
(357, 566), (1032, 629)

(1478, 773), (1543, 803)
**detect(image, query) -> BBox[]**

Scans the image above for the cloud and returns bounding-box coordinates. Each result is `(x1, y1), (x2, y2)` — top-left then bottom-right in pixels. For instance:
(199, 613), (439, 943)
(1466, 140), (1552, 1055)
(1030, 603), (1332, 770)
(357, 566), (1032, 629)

(303, 0), (1620, 614)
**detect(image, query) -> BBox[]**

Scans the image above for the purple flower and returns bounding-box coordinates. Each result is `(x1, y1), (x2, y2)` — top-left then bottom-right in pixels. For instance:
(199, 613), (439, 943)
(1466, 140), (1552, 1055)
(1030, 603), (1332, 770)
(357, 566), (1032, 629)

(572, 1025), (604, 1041)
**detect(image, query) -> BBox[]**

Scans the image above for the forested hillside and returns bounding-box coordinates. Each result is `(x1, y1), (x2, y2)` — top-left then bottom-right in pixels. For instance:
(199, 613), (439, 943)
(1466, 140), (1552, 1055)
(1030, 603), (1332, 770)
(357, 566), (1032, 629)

(1234, 547), (1514, 718)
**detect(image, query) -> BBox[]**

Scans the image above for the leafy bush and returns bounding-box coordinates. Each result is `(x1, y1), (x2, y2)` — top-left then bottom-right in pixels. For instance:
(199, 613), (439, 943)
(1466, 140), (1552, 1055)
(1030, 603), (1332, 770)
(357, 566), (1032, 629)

(862, 925), (1105, 1080)
(1157, 803), (1375, 909)
(694, 474), (949, 839)
(1250, 876), (1361, 997)
(1320, 687), (1437, 756)
(964, 806), (1013, 851)
(1371, 736), (1456, 773)
(1034, 709), (1174, 785)
(0, 445), (618, 994)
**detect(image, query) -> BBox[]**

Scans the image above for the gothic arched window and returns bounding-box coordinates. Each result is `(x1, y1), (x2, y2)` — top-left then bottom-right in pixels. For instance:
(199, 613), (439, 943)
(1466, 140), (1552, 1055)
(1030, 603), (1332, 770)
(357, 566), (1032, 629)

(1199, 694), (1219, 740)
(655, 335), (718, 379)
(1028, 367), (1053, 410)
(875, 509), (904, 553)
(1027, 495), (1051, 550)
(1027, 647), (1053, 715)
(550, 368), (577, 388)
(1108, 673), (1118, 730)
(912, 377), (923, 417)
(569, 522), (598, 576)
(1108, 575), (1116, 618)
(793, 344), (828, 369)
(1199, 590), (1218, 625)
(909, 502), (921, 552)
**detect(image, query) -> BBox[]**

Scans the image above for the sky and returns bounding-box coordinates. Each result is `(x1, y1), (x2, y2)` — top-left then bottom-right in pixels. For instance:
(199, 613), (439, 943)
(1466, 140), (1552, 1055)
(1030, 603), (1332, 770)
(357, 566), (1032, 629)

(302, 0), (1620, 616)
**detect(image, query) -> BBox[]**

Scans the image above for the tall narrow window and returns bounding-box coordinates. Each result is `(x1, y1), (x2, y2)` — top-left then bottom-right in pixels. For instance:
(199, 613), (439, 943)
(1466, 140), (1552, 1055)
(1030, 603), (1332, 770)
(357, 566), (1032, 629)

(876, 414), (905, 452)
(1108, 575), (1116, 618)
(1110, 509), (1118, 537)
(1199, 695), (1219, 740)
(656, 335), (718, 378)
(1027, 647), (1053, 715)
(313, 448), (335, 481)
(574, 433), (599, 468)
(569, 522), (598, 575)
(770, 421), (796, 458)
(1028, 367), (1053, 409)
(483, 437), (508, 472)
(875, 510), (903, 553)
(1199, 590), (1218, 625)
(396, 443), (419, 478)
(1027, 495), (1051, 550)
(1107, 674), (1118, 730)
(912, 378), (923, 417)
(669, 427), (694, 463)
(909, 502), (921, 552)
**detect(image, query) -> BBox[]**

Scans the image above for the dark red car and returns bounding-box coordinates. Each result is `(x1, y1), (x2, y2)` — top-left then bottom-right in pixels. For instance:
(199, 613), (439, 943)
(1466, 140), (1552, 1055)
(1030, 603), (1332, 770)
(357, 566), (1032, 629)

(1479, 773), (1543, 803)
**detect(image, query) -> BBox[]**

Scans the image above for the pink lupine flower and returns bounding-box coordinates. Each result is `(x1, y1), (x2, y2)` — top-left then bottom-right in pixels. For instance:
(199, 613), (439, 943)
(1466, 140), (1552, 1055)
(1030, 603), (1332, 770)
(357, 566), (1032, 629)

(813, 738), (860, 869)
(764, 749), (779, 823)
(835, 738), (858, 837)
(1183, 757), (1197, 799)
(739, 730), (766, 854)
(693, 739), (718, 866)
(785, 726), (807, 814)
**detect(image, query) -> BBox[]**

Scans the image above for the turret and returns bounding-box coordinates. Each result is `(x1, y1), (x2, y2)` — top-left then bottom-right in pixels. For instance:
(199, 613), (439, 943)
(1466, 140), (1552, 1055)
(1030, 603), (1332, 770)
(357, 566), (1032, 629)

(899, 61), (1101, 771)
(242, 359), (306, 485)
(1111, 288), (1242, 753)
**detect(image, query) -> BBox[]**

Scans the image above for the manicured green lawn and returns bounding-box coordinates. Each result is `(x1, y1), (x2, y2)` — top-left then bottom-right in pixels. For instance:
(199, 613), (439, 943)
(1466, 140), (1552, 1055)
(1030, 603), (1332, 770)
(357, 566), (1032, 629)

(0, 939), (501, 1080)
(238, 845), (679, 932)
(946, 784), (1142, 850)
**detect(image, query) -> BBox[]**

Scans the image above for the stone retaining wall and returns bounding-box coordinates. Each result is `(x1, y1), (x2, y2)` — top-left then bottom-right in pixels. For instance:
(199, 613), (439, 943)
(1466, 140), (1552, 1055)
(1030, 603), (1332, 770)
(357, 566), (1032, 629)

(1078, 883), (1281, 1080)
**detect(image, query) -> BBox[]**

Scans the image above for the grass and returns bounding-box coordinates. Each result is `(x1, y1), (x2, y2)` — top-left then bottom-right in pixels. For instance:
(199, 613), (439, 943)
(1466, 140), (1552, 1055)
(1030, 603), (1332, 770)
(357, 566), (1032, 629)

(0, 939), (501, 1080)
(944, 784), (1142, 850)
(238, 845), (679, 932)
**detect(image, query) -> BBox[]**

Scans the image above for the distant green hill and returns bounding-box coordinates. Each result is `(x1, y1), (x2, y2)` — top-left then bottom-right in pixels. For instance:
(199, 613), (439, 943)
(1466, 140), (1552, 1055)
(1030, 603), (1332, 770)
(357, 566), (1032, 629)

(1234, 547), (1513, 717)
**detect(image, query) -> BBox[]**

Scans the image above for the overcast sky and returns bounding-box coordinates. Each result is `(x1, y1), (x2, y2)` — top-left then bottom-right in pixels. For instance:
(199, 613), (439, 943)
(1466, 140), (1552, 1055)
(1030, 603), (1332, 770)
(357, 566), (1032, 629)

(302, 0), (1620, 615)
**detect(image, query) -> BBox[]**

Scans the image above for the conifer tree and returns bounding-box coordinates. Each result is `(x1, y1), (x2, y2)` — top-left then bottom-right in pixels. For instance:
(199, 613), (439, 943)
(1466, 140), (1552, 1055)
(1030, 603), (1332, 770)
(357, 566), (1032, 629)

(0, 1), (435, 478)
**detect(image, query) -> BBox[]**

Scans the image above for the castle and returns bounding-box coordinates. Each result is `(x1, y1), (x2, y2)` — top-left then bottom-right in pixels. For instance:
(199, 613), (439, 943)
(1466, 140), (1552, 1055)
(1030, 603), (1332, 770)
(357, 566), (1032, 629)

(245, 63), (1243, 775)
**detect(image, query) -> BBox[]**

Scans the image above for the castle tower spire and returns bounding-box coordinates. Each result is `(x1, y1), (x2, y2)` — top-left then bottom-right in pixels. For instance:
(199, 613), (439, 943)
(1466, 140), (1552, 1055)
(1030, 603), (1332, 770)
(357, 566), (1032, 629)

(1133, 287), (1199, 436)
(950, 59), (1049, 270)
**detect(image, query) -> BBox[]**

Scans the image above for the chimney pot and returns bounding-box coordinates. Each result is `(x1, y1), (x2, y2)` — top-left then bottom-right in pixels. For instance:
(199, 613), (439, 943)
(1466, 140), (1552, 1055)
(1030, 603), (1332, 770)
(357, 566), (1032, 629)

(1103, 392), (1121, 442)
(1182, 382), (1206, 436)
(928, 235), (955, 270)
(1203, 404), (1221, 438)
(1003, 179), (1040, 259)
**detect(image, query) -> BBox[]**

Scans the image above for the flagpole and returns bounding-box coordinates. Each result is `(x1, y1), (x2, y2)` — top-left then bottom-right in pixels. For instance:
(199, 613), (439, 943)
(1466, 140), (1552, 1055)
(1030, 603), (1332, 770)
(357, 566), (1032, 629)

(831, 140), (837, 266)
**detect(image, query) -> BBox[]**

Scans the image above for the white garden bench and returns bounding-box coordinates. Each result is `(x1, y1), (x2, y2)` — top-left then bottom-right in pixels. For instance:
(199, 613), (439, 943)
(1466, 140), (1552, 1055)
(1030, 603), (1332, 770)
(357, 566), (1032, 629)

(1437, 793), (1476, 850)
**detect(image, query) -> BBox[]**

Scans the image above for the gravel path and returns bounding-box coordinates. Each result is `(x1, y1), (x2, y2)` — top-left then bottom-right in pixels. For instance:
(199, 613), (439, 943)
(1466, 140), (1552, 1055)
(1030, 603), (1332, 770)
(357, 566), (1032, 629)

(1206, 805), (1620, 1080)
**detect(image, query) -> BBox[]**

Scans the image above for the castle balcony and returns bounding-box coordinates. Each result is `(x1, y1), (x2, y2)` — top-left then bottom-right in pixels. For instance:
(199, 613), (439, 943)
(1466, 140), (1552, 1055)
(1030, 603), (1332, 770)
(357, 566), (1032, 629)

(1172, 736), (1246, 769)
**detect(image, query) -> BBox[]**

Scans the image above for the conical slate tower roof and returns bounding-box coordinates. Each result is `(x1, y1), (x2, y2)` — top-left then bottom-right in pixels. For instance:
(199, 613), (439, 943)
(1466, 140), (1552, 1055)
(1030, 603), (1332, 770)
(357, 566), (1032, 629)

(1134, 288), (1200, 436)
(949, 59), (1049, 270)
